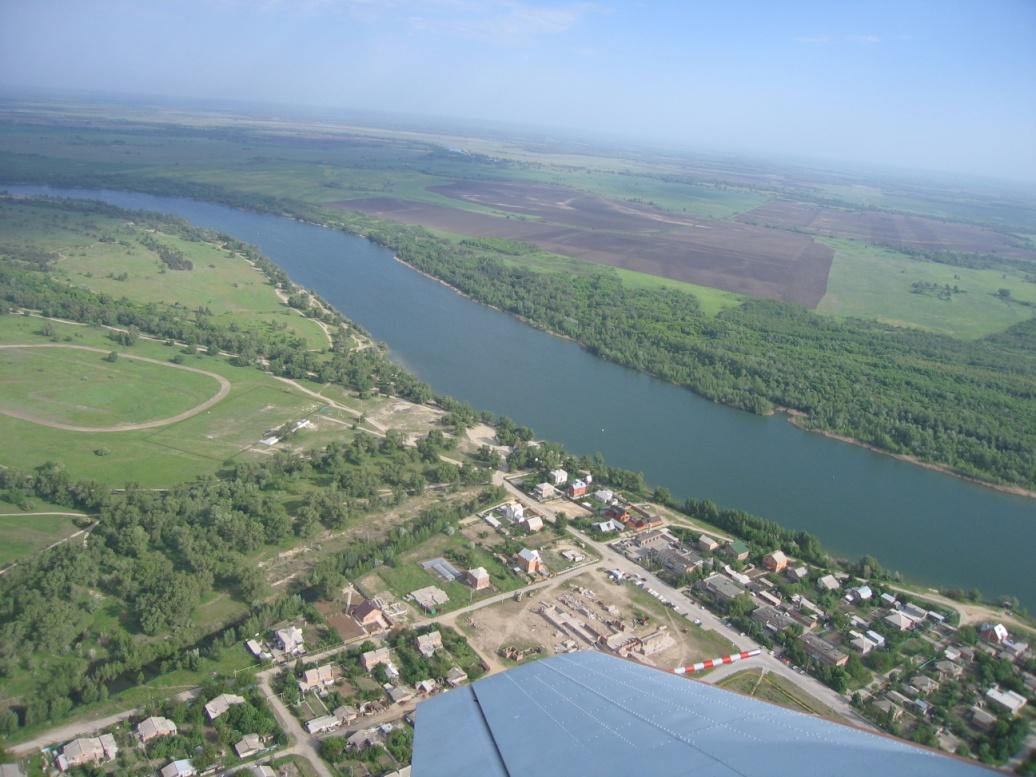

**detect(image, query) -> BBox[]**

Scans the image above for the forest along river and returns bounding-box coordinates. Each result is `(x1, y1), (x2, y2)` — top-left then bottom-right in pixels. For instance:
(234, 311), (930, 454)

(8, 186), (1035, 610)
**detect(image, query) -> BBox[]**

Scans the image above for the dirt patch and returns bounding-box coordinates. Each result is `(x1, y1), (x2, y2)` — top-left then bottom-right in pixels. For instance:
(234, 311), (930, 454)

(738, 200), (1036, 261)
(332, 181), (835, 307)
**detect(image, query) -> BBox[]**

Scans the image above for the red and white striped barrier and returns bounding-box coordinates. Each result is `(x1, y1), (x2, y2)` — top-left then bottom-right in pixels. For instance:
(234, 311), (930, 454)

(674, 649), (761, 675)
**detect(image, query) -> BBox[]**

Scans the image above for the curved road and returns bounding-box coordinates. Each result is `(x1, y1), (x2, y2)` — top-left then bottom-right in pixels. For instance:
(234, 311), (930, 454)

(0, 344), (231, 432)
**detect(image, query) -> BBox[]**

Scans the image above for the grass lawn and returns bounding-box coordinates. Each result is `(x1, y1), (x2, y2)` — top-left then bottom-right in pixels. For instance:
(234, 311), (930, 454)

(717, 668), (842, 720)
(0, 513), (84, 564)
(0, 345), (221, 427)
(816, 237), (1036, 338)
(0, 198), (328, 349)
(0, 316), (321, 485)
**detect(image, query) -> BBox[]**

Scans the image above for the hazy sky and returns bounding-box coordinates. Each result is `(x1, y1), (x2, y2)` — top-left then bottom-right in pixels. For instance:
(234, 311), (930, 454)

(2, 0), (1035, 181)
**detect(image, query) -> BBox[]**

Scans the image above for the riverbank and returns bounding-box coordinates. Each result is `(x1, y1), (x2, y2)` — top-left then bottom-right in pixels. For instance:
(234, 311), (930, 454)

(397, 243), (1036, 502)
(775, 409), (1036, 501)
(8, 184), (1035, 610)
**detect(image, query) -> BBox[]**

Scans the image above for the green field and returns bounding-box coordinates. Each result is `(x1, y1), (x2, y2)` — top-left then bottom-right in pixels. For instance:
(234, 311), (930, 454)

(716, 668), (841, 719)
(0, 345), (221, 427)
(817, 237), (1036, 338)
(0, 513), (84, 564)
(0, 316), (322, 485)
(0, 199), (329, 349)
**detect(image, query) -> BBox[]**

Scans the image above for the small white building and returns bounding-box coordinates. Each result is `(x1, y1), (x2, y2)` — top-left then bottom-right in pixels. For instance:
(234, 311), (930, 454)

(205, 693), (246, 721)
(160, 760), (196, 777)
(593, 489), (614, 504)
(276, 625), (305, 654)
(137, 716), (177, 743)
(521, 515), (544, 532)
(884, 611), (917, 632)
(533, 482), (556, 501)
(416, 630), (443, 658)
(306, 715), (341, 735)
(986, 686), (1028, 715)
(501, 501), (525, 523)
(549, 469), (568, 485)
(817, 574), (840, 592)
(235, 734), (264, 759)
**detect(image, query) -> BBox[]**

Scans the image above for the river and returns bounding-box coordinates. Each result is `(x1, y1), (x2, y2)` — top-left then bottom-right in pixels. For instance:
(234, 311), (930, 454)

(7, 185), (1035, 609)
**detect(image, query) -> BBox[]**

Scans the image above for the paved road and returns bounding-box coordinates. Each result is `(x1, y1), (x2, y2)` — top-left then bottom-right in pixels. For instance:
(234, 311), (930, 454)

(0, 344), (231, 432)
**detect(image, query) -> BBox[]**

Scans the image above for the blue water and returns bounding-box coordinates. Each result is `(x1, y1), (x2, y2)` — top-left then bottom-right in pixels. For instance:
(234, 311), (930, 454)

(9, 185), (1034, 608)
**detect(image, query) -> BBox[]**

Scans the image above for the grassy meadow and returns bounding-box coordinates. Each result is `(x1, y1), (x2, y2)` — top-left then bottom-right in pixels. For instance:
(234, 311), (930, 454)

(817, 237), (1036, 338)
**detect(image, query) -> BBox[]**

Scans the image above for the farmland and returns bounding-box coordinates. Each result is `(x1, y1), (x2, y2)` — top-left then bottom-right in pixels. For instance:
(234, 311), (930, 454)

(817, 237), (1036, 339)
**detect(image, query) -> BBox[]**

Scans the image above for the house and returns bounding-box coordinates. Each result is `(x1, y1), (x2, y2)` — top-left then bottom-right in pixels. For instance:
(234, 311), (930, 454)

(251, 767), (278, 777)
(446, 666), (469, 687)
(350, 599), (390, 632)
(416, 630), (443, 658)
(483, 514), (502, 530)
(605, 504), (631, 523)
(846, 585), (872, 602)
(347, 729), (381, 751)
(751, 605), (797, 633)
(334, 705), (358, 723)
(137, 715), (177, 743)
(548, 469), (568, 485)
(593, 489), (614, 504)
(901, 603), (928, 622)
(849, 633), (877, 655)
(786, 565), (808, 582)
(986, 686), (1028, 715)
(521, 515), (544, 533)
(533, 482), (557, 501)
(501, 501), (525, 523)
(935, 660), (963, 679)
(276, 625), (305, 654)
(762, 550), (788, 573)
(56, 736), (118, 772)
(160, 760), (196, 777)
(298, 663), (337, 693)
(246, 639), (268, 659)
(980, 622), (1010, 645)
(1002, 639), (1030, 660)
(880, 592), (898, 607)
(757, 590), (782, 608)
(969, 706), (997, 731)
(883, 611), (917, 632)
(817, 574), (840, 592)
(873, 699), (902, 722)
(410, 586), (450, 611)
(388, 685), (416, 704)
(865, 630), (886, 648)
(416, 679), (437, 694)
(726, 540), (750, 561)
(306, 715), (341, 735)
(567, 479), (588, 498)
(653, 547), (704, 576)
(593, 518), (624, 534)
(799, 634), (848, 667)
(636, 529), (671, 552)
(205, 693), (246, 721)
(362, 647), (392, 672)
(698, 534), (720, 553)
(699, 573), (746, 604)
(465, 567), (491, 590)
(235, 734), (264, 759)
(911, 675), (939, 695)
(517, 548), (545, 575)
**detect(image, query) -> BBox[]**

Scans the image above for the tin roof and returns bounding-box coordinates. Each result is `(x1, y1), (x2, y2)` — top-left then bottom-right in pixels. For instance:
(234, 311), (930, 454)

(412, 651), (991, 777)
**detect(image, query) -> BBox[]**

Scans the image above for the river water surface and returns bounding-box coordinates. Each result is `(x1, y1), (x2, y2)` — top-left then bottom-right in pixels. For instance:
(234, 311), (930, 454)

(9, 185), (1035, 608)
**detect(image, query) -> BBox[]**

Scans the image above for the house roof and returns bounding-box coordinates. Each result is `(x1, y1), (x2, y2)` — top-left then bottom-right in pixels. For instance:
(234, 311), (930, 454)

(411, 651), (990, 777)
(518, 548), (541, 563)
(160, 759), (195, 777)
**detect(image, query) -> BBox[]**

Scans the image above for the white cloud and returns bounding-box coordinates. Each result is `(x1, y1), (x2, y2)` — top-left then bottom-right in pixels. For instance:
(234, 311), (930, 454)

(846, 34), (881, 45)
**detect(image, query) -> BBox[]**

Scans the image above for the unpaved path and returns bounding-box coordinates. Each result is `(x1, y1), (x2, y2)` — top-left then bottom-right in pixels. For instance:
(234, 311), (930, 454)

(0, 344), (231, 432)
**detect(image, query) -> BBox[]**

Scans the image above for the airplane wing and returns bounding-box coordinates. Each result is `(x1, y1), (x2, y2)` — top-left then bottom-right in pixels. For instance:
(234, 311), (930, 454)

(412, 651), (992, 776)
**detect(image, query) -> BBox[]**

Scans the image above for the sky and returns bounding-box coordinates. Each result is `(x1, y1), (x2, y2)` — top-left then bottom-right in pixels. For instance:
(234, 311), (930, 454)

(1, 0), (1035, 182)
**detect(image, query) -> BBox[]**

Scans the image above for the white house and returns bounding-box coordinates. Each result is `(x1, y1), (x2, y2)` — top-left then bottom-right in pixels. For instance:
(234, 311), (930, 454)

(276, 625), (305, 654)
(549, 469), (568, 485)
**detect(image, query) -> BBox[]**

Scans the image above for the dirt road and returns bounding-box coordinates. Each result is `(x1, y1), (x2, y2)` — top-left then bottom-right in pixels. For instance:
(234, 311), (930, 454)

(0, 344), (231, 432)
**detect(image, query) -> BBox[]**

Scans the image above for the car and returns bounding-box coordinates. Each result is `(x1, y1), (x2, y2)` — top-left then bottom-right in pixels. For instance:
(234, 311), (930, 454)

(693, 618), (702, 626)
